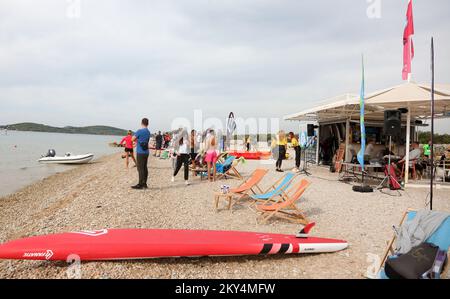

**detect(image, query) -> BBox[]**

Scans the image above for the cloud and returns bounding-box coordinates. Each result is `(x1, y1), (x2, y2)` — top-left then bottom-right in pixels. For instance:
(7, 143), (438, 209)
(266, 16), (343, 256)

(0, 0), (449, 133)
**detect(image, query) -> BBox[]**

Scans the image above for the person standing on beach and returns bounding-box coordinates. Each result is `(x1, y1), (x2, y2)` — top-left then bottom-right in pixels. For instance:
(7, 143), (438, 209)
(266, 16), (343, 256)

(272, 130), (287, 172)
(246, 136), (251, 152)
(171, 137), (190, 185)
(154, 131), (163, 157)
(289, 132), (301, 173)
(204, 129), (218, 182)
(119, 130), (137, 168)
(132, 118), (150, 189)
(163, 133), (171, 149)
(364, 138), (376, 160)
(190, 130), (199, 173)
(423, 140), (432, 159)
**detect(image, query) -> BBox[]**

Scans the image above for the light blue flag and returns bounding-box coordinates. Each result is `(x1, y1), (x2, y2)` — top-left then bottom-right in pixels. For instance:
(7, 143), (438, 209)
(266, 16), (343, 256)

(357, 56), (366, 169)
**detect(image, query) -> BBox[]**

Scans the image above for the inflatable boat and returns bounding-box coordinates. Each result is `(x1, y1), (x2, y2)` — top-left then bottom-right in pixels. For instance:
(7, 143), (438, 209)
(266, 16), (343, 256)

(38, 153), (94, 164)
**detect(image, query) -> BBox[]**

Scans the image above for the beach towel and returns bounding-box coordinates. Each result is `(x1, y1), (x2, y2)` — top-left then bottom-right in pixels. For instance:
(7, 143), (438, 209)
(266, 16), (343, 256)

(395, 210), (450, 254)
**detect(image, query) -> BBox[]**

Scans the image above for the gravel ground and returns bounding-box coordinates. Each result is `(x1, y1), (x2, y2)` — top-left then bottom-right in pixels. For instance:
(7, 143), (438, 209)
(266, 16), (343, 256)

(0, 153), (449, 279)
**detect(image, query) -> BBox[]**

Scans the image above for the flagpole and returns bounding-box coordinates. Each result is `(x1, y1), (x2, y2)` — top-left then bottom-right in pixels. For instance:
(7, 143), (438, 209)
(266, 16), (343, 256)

(430, 37), (435, 211)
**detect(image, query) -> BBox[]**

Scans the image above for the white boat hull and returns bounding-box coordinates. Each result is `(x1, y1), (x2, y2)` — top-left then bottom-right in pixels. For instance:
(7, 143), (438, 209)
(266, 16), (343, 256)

(38, 154), (94, 164)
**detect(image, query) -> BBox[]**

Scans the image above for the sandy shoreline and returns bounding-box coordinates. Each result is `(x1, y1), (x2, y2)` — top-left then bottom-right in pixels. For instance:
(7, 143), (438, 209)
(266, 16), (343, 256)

(1, 152), (449, 279)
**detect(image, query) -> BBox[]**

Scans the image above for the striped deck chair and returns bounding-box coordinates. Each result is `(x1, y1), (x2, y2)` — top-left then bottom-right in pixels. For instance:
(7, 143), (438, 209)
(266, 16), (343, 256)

(255, 179), (311, 224)
(250, 172), (297, 204)
(229, 169), (269, 206)
(216, 155), (242, 180)
(377, 209), (450, 279)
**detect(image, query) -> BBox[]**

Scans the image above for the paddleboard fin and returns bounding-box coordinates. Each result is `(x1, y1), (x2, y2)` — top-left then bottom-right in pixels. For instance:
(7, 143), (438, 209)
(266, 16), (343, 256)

(296, 222), (315, 238)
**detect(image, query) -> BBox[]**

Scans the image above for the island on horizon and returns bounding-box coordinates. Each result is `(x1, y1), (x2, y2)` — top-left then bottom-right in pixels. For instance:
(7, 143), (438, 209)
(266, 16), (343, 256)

(0, 122), (129, 136)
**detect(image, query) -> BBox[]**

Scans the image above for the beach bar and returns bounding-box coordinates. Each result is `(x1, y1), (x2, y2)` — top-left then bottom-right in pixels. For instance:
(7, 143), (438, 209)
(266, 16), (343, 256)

(284, 82), (450, 184)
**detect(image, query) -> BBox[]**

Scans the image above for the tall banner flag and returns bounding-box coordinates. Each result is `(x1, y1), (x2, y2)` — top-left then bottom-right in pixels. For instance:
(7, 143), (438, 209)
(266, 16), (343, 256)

(356, 56), (366, 169)
(402, 0), (415, 81)
(225, 112), (236, 150)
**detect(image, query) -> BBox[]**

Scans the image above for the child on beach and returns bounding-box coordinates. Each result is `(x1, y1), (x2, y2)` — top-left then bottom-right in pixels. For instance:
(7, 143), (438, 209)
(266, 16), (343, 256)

(204, 129), (218, 182)
(119, 130), (137, 168)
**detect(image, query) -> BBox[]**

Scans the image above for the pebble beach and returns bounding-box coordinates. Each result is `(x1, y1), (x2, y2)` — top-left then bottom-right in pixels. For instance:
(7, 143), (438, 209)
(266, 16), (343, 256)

(1, 153), (449, 279)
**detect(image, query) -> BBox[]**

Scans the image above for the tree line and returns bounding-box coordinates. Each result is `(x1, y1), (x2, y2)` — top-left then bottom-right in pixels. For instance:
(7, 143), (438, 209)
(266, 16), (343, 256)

(418, 132), (450, 144)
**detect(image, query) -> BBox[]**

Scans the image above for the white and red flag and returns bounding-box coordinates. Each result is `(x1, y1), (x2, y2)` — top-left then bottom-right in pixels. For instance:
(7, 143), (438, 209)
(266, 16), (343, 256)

(402, 0), (415, 81)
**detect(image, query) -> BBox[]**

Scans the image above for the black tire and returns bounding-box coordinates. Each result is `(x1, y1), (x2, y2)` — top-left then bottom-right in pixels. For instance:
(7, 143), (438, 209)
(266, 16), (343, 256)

(352, 185), (374, 193)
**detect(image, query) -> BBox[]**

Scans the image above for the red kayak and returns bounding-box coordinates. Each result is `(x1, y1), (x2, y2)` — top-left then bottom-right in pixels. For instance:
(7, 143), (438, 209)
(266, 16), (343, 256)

(228, 151), (271, 160)
(0, 226), (347, 261)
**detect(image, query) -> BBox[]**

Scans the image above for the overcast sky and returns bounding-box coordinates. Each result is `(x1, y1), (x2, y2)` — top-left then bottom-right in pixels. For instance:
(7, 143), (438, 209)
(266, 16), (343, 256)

(1, 0), (449, 133)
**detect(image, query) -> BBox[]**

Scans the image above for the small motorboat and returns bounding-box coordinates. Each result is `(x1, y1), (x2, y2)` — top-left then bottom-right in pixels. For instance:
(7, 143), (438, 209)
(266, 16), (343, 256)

(38, 150), (94, 164)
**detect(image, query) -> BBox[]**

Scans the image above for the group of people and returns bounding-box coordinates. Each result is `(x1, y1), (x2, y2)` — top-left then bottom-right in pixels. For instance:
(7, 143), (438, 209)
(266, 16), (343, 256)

(119, 120), (222, 189)
(153, 131), (172, 157)
(271, 130), (302, 173)
(170, 129), (219, 184)
(120, 120), (313, 189)
(391, 140), (437, 180)
(355, 138), (436, 180)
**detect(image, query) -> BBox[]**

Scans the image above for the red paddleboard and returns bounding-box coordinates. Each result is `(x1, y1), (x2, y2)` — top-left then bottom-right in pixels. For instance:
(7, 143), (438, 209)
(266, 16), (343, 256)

(229, 151), (271, 160)
(0, 227), (348, 261)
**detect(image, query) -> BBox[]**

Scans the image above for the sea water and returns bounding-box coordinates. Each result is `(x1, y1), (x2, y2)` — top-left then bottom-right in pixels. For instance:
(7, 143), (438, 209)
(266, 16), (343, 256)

(0, 130), (123, 197)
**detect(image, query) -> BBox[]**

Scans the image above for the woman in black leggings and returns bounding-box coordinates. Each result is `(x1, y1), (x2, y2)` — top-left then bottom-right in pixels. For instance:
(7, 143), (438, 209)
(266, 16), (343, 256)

(171, 137), (190, 185)
(272, 130), (287, 172)
(289, 132), (301, 172)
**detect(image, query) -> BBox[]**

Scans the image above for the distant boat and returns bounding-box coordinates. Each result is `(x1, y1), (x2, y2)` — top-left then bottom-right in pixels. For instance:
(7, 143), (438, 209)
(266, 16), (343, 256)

(38, 153), (94, 164)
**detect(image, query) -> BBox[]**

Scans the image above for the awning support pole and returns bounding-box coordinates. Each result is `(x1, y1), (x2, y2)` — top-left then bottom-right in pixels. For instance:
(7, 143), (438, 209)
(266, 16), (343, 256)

(315, 125), (320, 165)
(345, 118), (350, 162)
(405, 107), (411, 185)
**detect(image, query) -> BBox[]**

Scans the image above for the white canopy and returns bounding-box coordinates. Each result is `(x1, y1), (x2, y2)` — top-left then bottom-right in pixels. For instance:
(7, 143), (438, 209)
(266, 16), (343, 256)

(284, 82), (450, 123)
(284, 81), (450, 185)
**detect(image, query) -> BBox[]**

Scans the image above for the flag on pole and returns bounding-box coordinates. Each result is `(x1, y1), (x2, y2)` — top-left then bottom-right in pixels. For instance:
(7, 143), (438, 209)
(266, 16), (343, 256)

(225, 112), (236, 150)
(402, 0), (415, 81)
(357, 56), (365, 169)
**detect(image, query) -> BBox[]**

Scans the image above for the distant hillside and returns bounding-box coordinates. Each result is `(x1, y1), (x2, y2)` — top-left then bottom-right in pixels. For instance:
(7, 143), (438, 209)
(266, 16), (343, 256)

(0, 123), (128, 136)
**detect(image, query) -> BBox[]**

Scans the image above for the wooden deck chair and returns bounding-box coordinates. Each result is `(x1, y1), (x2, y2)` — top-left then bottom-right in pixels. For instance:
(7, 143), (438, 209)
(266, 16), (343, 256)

(250, 172), (297, 205)
(255, 179), (311, 225)
(216, 155), (243, 180)
(229, 169), (268, 205)
(377, 209), (450, 279)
